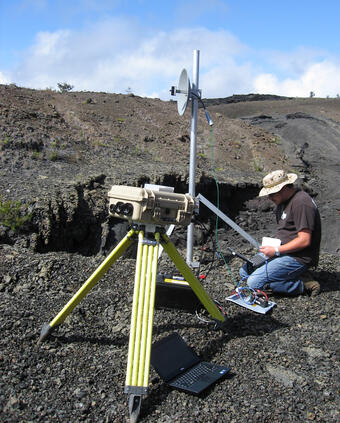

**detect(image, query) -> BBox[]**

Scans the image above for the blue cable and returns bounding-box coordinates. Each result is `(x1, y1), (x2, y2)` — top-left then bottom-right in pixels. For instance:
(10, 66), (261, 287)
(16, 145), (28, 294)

(236, 286), (257, 305)
(265, 258), (270, 284)
(236, 259), (270, 303)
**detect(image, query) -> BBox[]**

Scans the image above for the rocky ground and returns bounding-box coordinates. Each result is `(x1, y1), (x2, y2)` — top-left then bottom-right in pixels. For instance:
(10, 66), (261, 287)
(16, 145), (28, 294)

(0, 243), (339, 423)
(0, 84), (339, 422)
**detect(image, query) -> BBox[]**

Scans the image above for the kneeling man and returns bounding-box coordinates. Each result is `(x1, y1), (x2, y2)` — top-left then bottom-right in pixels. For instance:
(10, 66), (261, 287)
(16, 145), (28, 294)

(240, 170), (321, 296)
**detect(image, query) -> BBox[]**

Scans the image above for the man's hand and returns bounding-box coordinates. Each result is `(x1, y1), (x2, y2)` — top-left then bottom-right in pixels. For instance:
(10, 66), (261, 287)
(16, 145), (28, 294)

(260, 230), (312, 257)
(259, 245), (276, 257)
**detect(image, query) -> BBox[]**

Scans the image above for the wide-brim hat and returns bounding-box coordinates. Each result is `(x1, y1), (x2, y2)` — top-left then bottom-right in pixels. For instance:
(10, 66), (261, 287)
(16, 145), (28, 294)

(259, 170), (298, 197)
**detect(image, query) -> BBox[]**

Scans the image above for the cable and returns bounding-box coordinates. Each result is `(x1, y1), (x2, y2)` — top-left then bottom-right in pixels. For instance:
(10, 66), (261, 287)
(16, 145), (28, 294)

(265, 259), (269, 283)
(232, 286), (269, 307)
(195, 299), (226, 324)
(190, 91), (206, 109)
(195, 215), (210, 234)
(199, 122), (272, 307)
(236, 286), (256, 304)
(191, 92), (213, 126)
(208, 125), (238, 287)
(190, 94), (238, 286)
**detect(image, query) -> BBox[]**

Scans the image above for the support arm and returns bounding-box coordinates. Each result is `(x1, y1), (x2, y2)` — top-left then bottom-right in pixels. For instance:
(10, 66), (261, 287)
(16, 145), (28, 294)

(196, 194), (260, 249)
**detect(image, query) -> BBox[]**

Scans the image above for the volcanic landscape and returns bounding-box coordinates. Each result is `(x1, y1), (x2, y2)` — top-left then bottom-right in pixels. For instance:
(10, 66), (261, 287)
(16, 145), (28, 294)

(0, 84), (339, 422)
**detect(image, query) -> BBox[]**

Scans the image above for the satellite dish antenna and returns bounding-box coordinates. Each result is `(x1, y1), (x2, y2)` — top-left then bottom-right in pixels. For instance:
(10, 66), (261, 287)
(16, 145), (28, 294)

(170, 50), (212, 266)
(173, 69), (191, 116)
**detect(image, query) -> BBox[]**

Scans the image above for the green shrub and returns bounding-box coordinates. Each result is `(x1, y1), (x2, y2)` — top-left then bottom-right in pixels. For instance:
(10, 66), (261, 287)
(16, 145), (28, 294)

(49, 151), (58, 161)
(0, 195), (32, 231)
(57, 82), (74, 93)
(269, 135), (281, 145)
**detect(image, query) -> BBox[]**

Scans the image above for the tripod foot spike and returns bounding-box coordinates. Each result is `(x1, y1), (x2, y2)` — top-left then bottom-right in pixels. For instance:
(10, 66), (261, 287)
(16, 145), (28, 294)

(38, 323), (54, 344)
(128, 394), (142, 423)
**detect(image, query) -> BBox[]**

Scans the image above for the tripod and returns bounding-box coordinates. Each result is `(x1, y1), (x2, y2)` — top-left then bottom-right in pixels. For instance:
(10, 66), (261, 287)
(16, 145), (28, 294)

(38, 225), (226, 423)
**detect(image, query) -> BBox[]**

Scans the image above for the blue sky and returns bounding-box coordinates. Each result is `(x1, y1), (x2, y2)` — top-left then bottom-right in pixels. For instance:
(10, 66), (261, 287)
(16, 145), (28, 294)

(1, 0), (340, 99)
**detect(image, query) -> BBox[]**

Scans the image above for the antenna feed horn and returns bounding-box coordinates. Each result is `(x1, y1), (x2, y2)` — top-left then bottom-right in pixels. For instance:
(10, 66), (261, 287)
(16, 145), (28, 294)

(170, 86), (176, 96)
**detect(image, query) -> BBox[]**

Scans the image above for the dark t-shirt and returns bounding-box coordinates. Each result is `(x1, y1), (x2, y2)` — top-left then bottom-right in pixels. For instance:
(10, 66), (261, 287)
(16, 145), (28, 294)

(275, 190), (321, 267)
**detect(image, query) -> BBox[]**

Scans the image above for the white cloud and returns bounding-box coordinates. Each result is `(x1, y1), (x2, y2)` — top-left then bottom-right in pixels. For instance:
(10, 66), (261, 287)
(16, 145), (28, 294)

(4, 18), (249, 98)
(34, 30), (71, 57)
(254, 60), (340, 97)
(0, 71), (10, 84)
(259, 47), (327, 77)
(2, 17), (340, 99)
(200, 59), (254, 97)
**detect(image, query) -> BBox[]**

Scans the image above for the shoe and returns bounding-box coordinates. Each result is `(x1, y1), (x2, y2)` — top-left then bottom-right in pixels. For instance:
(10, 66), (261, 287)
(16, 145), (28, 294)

(301, 272), (320, 297)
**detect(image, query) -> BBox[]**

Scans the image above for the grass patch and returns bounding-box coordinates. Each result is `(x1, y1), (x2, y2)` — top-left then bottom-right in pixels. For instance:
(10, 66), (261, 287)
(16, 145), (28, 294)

(49, 151), (58, 161)
(0, 195), (32, 232)
(0, 136), (11, 148)
(31, 151), (41, 160)
(252, 157), (264, 172)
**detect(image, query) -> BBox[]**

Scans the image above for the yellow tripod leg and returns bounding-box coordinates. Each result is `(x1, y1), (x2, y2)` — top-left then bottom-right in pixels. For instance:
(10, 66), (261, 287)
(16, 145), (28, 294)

(161, 233), (225, 323)
(38, 228), (136, 343)
(125, 232), (159, 423)
(125, 230), (146, 388)
(142, 232), (159, 387)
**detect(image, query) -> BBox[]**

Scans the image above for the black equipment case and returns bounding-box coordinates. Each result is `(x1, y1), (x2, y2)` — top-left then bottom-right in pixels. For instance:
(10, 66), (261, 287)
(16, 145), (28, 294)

(155, 274), (203, 313)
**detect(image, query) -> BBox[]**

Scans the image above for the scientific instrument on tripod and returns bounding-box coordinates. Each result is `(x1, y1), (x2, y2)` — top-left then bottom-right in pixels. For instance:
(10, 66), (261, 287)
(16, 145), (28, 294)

(38, 184), (226, 423)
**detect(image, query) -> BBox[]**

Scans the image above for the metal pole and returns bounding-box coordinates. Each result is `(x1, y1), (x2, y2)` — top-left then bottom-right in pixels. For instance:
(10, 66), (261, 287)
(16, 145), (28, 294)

(186, 49), (199, 265)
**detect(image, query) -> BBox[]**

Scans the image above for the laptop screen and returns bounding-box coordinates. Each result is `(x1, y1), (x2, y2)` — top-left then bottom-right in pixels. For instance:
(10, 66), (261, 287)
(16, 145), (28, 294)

(151, 333), (201, 382)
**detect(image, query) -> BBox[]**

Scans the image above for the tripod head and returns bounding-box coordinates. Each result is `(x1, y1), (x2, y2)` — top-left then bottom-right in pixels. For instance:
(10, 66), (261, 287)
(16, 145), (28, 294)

(108, 185), (194, 227)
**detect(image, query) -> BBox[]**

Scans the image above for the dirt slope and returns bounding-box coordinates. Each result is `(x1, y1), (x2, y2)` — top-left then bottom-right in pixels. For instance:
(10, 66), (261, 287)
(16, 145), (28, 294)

(1, 85), (339, 253)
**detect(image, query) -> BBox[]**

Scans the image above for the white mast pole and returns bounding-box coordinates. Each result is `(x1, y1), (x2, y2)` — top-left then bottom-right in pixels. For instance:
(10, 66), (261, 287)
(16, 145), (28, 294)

(186, 49), (200, 266)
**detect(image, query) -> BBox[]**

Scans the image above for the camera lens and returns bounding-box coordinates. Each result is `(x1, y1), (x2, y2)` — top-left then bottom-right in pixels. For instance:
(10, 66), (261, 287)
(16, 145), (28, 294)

(122, 203), (133, 216)
(115, 202), (124, 214)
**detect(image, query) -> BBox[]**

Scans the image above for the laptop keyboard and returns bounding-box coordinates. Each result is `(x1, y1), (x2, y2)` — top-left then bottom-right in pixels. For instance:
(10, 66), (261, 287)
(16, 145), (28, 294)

(171, 362), (216, 388)
(251, 253), (268, 267)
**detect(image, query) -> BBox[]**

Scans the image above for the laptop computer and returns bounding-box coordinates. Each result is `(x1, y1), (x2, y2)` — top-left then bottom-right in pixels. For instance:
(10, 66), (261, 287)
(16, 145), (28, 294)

(150, 332), (230, 394)
(227, 247), (268, 274)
